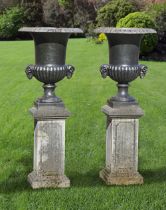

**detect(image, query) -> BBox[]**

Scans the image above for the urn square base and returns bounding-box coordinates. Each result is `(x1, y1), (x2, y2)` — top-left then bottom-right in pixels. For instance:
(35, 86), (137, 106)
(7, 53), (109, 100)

(28, 171), (70, 189)
(100, 168), (143, 185)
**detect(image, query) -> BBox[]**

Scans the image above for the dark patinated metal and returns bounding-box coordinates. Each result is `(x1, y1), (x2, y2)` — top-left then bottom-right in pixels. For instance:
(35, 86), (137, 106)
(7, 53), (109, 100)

(19, 27), (83, 107)
(95, 27), (157, 107)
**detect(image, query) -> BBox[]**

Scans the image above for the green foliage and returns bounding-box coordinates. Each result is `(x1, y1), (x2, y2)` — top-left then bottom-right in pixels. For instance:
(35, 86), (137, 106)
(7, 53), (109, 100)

(23, 2), (43, 27)
(96, 0), (136, 27)
(0, 6), (24, 39)
(58, 0), (71, 7)
(146, 2), (166, 19)
(147, 3), (166, 32)
(117, 12), (158, 55)
(156, 9), (166, 33)
(73, 0), (97, 33)
(89, 33), (107, 45)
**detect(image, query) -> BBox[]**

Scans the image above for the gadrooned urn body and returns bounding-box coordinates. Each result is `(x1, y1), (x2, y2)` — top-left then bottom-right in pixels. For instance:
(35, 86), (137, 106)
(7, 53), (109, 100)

(19, 27), (83, 106)
(95, 27), (157, 106)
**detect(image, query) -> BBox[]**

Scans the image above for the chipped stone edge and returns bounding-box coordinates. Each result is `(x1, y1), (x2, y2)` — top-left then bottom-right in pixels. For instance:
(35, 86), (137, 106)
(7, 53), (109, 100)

(100, 169), (144, 185)
(28, 172), (70, 189)
(102, 104), (144, 119)
(19, 27), (83, 33)
(29, 106), (71, 120)
(94, 27), (157, 34)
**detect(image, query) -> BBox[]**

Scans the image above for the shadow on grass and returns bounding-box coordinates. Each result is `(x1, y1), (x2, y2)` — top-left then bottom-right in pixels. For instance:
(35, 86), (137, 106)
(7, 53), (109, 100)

(69, 169), (103, 187)
(0, 156), (32, 194)
(1, 165), (166, 193)
(0, 169), (103, 193)
(141, 168), (166, 184)
(70, 168), (166, 187)
(0, 176), (31, 194)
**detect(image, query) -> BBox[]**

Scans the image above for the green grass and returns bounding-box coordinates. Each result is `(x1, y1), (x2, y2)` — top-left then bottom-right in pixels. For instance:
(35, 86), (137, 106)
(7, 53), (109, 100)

(0, 39), (166, 210)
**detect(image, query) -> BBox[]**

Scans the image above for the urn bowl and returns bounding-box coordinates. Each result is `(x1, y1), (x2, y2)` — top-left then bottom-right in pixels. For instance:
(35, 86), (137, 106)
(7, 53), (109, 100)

(19, 27), (83, 106)
(95, 27), (157, 106)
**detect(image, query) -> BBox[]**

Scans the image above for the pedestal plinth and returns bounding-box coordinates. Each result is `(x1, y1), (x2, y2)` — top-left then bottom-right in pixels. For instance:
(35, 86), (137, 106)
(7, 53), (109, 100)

(28, 105), (70, 189)
(100, 105), (144, 185)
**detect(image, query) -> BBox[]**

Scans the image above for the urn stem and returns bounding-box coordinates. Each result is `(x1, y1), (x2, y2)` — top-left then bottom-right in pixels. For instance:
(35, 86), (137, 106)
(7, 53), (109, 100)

(108, 83), (137, 107)
(35, 84), (64, 106)
(43, 84), (56, 99)
(117, 84), (129, 100)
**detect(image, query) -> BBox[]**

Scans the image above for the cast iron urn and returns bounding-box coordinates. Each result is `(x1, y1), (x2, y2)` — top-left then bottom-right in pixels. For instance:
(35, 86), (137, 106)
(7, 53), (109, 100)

(19, 27), (83, 107)
(95, 28), (157, 107)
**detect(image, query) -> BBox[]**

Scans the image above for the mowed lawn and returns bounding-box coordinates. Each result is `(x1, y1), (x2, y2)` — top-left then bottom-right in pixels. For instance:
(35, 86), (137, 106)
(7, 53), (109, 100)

(0, 38), (166, 210)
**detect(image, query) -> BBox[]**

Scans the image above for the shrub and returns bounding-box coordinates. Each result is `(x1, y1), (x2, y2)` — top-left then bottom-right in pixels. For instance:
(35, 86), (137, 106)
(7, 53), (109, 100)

(146, 2), (166, 18)
(73, 0), (97, 32)
(96, 0), (136, 27)
(86, 22), (96, 37)
(58, 0), (71, 7)
(87, 31), (107, 44)
(147, 3), (166, 43)
(23, 2), (43, 27)
(41, 0), (97, 31)
(98, 33), (107, 42)
(117, 12), (158, 55)
(130, 0), (147, 11)
(92, 33), (107, 44)
(157, 10), (166, 30)
(0, 6), (24, 39)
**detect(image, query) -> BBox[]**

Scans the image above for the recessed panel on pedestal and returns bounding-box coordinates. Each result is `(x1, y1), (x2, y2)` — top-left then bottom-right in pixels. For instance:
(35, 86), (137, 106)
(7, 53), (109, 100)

(34, 120), (65, 175)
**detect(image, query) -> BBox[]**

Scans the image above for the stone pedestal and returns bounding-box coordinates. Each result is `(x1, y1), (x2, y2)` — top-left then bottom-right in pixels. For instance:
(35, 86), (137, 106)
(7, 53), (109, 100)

(28, 105), (70, 189)
(100, 104), (144, 185)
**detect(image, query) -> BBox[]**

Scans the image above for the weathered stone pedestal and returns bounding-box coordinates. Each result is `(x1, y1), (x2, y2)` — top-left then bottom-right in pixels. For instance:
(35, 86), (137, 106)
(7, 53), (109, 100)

(28, 105), (70, 189)
(100, 104), (144, 185)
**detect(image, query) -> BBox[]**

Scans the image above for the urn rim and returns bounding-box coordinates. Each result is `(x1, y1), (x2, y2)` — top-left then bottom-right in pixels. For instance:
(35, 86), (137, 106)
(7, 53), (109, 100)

(94, 27), (157, 34)
(19, 27), (83, 34)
